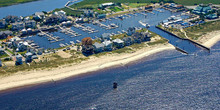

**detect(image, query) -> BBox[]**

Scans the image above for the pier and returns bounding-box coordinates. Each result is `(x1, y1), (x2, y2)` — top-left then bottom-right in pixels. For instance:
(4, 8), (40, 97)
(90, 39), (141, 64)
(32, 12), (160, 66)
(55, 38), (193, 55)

(39, 31), (63, 43)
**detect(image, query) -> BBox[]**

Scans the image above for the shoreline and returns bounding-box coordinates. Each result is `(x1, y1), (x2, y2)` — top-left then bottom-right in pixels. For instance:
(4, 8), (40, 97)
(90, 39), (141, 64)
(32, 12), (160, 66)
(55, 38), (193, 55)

(0, 43), (175, 91)
(0, 0), (40, 8)
(0, 31), (219, 92)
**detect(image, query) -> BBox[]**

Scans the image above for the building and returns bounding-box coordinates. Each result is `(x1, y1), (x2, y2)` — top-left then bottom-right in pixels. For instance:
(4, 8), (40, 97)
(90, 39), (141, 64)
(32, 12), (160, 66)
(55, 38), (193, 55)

(102, 40), (112, 51)
(99, 2), (114, 9)
(0, 20), (6, 29)
(25, 20), (36, 28)
(12, 22), (25, 31)
(5, 15), (20, 23)
(93, 42), (104, 53)
(0, 31), (13, 39)
(127, 27), (136, 36)
(132, 32), (144, 43)
(192, 4), (212, 15)
(97, 14), (106, 19)
(113, 39), (124, 48)
(15, 54), (23, 65)
(84, 10), (94, 17)
(145, 5), (153, 11)
(25, 52), (33, 63)
(35, 12), (44, 17)
(0, 48), (5, 55)
(0, 59), (2, 67)
(123, 37), (133, 46)
(206, 13), (218, 19)
(101, 33), (111, 41)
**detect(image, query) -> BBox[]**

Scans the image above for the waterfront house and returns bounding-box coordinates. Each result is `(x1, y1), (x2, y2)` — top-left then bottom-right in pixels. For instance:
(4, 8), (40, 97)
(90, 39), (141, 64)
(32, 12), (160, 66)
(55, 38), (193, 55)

(102, 40), (113, 51)
(123, 37), (133, 46)
(132, 32), (143, 43)
(21, 29), (27, 35)
(0, 20), (6, 29)
(25, 52), (33, 63)
(0, 48), (5, 55)
(101, 33), (111, 41)
(192, 4), (212, 15)
(44, 15), (59, 24)
(0, 31), (13, 39)
(113, 38), (124, 48)
(54, 10), (68, 22)
(15, 54), (23, 65)
(0, 60), (2, 67)
(5, 15), (20, 23)
(127, 27), (136, 36)
(12, 22), (25, 31)
(205, 13), (218, 19)
(35, 12), (44, 17)
(25, 20), (36, 28)
(75, 18), (84, 23)
(93, 42), (104, 53)
(97, 14), (106, 19)
(144, 5), (153, 11)
(16, 41), (28, 52)
(84, 10), (94, 17)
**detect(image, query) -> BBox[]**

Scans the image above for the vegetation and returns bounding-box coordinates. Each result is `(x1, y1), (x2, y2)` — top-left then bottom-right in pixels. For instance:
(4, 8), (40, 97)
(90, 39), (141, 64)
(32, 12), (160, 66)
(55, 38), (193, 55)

(0, 0), (39, 7)
(0, 53), (9, 58)
(53, 8), (83, 17)
(109, 6), (123, 12)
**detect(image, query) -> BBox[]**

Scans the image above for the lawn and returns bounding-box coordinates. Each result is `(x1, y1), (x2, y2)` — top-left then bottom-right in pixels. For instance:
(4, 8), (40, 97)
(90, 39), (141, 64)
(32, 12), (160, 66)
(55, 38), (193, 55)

(53, 8), (83, 17)
(128, 3), (149, 8)
(109, 6), (123, 12)
(0, 0), (39, 7)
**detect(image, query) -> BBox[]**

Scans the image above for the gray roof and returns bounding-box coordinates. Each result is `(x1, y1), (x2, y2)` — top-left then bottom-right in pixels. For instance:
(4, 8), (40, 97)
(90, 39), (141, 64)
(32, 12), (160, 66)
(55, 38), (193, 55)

(35, 12), (44, 16)
(0, 31), (13, 35)
(128, 27), (135, 31)
(102, 33), (111, 39)
(93, 42), (104, 48)
(102, 40), (112, 46)
(16, 54), (23, 58)
(25, 52), (33, 57)
(113, 38), (124, 43)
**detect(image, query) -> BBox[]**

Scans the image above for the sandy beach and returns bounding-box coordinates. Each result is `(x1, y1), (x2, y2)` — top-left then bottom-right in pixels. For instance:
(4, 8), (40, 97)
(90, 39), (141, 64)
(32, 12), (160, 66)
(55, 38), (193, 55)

(198, 30), (220, 48)
(0, 43), (175, 91)
(0, 30), (220, 92)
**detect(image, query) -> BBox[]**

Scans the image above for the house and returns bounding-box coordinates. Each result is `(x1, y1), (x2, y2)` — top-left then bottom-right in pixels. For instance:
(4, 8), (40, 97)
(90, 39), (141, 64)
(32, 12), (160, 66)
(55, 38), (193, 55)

(0, 48), (5, 55)
(97, 14), (106, 19)
(15, 54), (23, 65)
(54, 10), (68, 22)
(75, 18), (84, 23)
(102, 40), (113, 51)
(206, 13), (218, 19)
(0, 59), (2, 67)
(5, 15), (20, 23)
(44, 15), (60, 24)
(101, 33), (111, 41)
(34, 12), (44, 17)
(123, 37), (133, 46)
(145, 5), (153, 11)
(132, 32), (143, 43)
(93, 42), (104, 53)
(21, 29), (27, 35)
(25, 20), (36, 28)
(25, 52), (33, 63)
(0, 20), (6, 28)
(0, 31), (13, 39)
(192, 4), (212, 15)
(12, 22), (25, 30)
(141, 32), (151, 41)
(113, 38), (124, 48)
(16, 41), (28, 52)
(84, 10), (94, 17)
(127, 27), (136, 36)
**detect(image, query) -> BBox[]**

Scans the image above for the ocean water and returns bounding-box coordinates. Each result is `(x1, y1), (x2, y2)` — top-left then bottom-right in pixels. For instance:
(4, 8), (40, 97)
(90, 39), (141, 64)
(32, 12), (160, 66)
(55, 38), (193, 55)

(0, 42), (219, 109)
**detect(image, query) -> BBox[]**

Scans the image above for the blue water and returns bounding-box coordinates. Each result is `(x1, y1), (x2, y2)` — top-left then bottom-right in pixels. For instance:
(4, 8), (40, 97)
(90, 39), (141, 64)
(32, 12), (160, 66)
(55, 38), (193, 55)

(0, 41), (219, 109)
(0, 0), (82, 19)
(25, 9), (201, 54)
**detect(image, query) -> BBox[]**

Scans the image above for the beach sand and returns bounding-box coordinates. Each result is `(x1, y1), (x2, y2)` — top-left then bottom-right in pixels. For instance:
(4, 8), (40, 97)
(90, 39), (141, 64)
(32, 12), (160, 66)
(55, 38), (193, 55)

(1, 30), (220, 91)
(0, 43), (174, 91)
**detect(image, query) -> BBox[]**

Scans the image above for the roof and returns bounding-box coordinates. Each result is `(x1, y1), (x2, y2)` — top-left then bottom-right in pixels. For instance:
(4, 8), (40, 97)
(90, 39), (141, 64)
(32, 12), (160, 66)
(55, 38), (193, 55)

(102, 40), (112, 46)
(0, 31), (13, 35)
(102, 33), (111, 39)
(25, 52), (33, 57)
(93, 42), (104, 48)
(35, 12), (44, 16)
(16, 54), (22, 58)
(102, 2), (114, 6)
(113, 39), (124, 43)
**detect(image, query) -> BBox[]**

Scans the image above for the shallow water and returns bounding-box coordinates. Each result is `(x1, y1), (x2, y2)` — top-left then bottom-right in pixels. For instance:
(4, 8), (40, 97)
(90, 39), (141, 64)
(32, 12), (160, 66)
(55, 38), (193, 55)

(0, 42), (219, 110)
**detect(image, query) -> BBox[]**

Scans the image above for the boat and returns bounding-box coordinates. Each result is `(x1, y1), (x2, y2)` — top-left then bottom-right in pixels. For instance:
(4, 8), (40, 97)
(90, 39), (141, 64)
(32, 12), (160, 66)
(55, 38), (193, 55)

(113, 82), (118, 89)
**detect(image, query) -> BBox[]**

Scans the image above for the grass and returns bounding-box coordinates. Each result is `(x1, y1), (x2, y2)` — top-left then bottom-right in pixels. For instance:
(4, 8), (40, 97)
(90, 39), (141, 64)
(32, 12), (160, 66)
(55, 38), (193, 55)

(0, 52), (89, 75)
(0, 54), (9, 58)
(112, 47), (134, 54)
(109, 6), (123, 12)
(128, 3), (149, 8)
(6, 49), (14, 55)
(53, 8), (83, 17)
(0, 0), (39, 7)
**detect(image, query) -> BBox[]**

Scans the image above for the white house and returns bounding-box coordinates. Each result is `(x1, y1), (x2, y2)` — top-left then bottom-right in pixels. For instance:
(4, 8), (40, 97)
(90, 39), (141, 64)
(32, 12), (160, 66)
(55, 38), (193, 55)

(102, 40), (112, 51)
